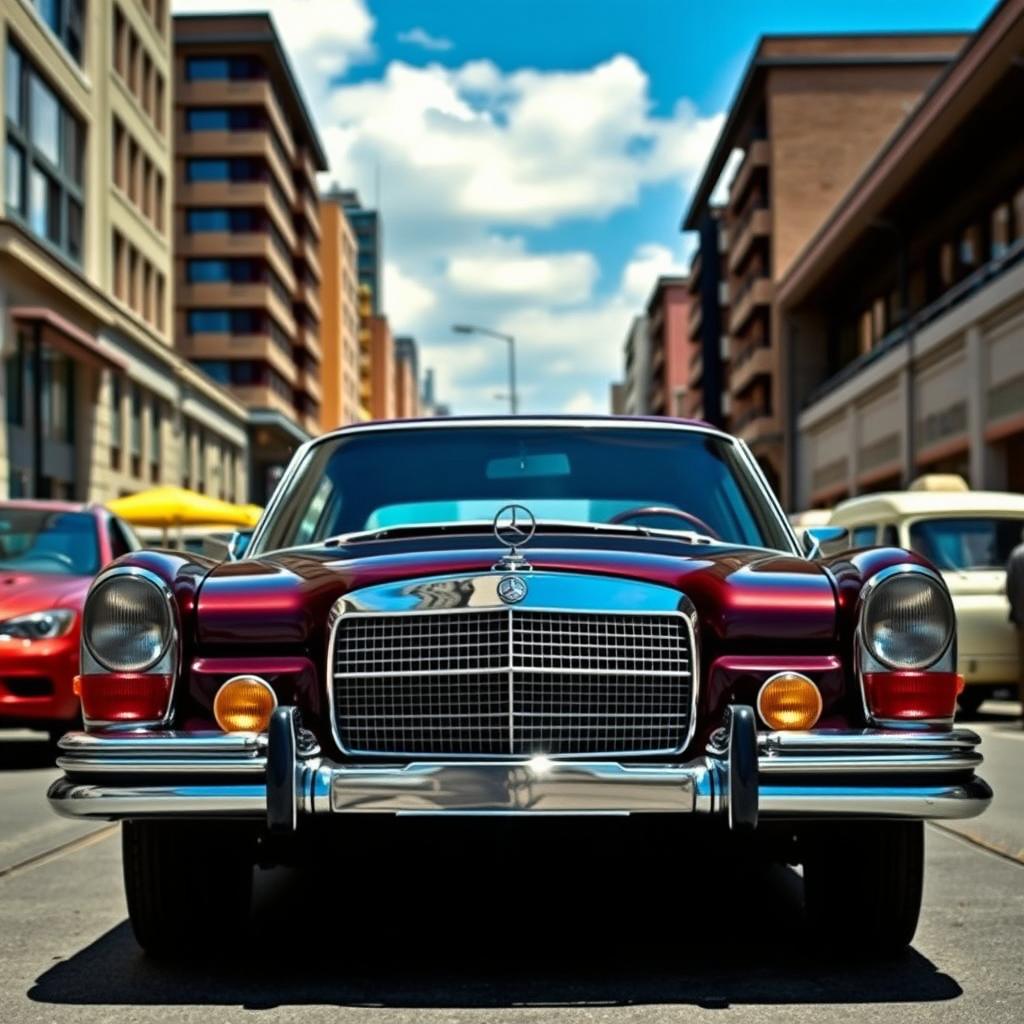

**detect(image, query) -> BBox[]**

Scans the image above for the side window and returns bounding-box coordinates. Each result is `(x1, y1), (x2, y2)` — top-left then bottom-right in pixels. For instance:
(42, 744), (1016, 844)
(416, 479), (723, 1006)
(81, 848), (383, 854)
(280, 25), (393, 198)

(880, 524), (900, 547)
(850, 525), (877, 547)
(107, 518), (139, 559)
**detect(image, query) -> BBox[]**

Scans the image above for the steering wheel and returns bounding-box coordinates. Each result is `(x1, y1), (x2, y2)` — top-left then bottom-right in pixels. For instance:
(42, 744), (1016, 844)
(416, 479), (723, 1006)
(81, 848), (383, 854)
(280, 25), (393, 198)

(609, 506), (721, 540)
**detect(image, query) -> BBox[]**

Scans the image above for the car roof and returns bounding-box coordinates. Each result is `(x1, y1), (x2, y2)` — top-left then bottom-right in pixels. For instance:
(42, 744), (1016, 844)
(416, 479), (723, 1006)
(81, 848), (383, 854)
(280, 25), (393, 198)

(0, 498), (97, 514)
(831, 490), (1024, 521)
(318, 414), (725, 444)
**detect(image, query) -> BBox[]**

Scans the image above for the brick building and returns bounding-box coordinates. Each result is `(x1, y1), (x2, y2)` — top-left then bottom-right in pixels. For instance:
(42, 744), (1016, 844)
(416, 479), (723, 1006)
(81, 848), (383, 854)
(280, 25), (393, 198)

(682, 32), (966, 497)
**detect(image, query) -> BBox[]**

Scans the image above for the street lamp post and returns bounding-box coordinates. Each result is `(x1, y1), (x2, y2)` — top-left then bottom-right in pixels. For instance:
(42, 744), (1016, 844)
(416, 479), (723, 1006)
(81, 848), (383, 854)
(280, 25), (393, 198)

(452, 324), (518, 415)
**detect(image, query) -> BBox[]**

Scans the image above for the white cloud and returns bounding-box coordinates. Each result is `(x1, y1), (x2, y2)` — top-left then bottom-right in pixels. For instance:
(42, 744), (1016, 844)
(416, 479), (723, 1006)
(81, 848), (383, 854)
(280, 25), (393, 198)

(398, 27), (454, 52)
(173, 3), (721, 415)
(447, 239), (598, 305)
(383, 261), (437, 326)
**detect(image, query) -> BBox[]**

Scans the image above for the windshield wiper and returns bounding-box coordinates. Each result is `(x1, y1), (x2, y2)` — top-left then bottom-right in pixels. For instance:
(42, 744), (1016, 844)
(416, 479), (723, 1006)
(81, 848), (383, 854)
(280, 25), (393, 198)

(323, 519), (719, 547)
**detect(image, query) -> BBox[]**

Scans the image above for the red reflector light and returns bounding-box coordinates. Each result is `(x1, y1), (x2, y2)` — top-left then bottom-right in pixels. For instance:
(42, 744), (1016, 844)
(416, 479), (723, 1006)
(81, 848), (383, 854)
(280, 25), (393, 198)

(77, 673), (173, 723)
(863, 671), (963, 721)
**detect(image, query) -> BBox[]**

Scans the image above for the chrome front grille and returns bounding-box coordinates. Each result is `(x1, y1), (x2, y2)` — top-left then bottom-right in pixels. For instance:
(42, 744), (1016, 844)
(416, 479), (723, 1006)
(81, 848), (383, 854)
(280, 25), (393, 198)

(331, 609), (693, 757)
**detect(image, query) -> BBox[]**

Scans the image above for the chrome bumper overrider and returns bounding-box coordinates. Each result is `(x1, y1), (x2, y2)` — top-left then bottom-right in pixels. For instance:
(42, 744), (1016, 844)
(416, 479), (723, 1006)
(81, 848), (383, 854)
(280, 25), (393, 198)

(47, 709), (992, 826)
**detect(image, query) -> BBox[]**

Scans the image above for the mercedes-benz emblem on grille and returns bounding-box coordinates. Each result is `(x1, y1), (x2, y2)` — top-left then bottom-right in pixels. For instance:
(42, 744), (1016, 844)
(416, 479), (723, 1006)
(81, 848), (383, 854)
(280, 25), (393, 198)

(497, 575), (528, 604)
(492, 503), (536, 571)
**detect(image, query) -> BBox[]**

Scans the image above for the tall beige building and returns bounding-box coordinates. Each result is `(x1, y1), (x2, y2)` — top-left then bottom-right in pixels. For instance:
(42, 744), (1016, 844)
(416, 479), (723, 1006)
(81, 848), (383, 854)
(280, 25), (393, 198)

(0, 0), (248, 502)
(319, 195), (362, 428)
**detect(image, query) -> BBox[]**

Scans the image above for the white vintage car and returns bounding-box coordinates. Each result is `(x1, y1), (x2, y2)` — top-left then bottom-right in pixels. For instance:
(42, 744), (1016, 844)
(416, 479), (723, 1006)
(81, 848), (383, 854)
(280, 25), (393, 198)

(830, 477), (1024, 713)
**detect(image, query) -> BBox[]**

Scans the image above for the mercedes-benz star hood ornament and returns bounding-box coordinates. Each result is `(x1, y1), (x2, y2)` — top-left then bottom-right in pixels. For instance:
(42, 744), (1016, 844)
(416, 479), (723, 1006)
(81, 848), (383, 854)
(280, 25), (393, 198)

(492, 503), (536, 572)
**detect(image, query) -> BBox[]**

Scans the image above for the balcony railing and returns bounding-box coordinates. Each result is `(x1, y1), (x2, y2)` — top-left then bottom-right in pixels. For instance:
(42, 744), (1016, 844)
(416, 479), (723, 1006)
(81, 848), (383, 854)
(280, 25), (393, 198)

(803, 236), (1024, 409)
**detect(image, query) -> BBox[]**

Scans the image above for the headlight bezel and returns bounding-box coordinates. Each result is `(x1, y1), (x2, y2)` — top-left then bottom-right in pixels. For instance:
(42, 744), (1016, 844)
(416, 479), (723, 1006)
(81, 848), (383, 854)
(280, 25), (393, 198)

(82, 567), (177, 675)
(859, 564), (955, 673)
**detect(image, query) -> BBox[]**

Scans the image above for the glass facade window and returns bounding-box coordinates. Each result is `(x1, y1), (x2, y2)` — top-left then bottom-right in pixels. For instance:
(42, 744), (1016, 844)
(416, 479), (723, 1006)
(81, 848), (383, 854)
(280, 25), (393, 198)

(40, 346), (74, 444)
(184, 56), (264, 81)
(185, 157), (263, 183)
(185, 107), (262, 132)
(186, 257), (263, 284)
(30, 0), (84, 66)
(4, 42), (85, 262)
(186, 207), (262, 233)
(187, 309), (265, 335)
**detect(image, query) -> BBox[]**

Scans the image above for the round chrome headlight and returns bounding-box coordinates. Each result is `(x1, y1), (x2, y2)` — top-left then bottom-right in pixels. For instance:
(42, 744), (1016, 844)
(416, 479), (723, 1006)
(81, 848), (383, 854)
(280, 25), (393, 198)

(862, 570), (954, 670)
(84, 573), (173, 673)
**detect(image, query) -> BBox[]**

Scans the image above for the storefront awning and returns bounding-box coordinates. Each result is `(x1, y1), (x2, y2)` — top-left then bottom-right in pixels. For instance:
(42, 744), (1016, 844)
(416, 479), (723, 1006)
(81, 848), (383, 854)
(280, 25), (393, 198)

(9, 306), (126, 371)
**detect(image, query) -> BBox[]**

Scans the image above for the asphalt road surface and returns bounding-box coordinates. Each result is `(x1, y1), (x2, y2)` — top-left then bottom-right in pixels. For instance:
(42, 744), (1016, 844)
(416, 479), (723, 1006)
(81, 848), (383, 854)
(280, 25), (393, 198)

(1, 709), (1022, 1024)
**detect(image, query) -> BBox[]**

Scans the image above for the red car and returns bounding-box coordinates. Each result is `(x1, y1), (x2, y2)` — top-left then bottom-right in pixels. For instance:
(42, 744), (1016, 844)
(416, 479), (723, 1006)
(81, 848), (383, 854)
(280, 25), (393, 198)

(0, 500), (139, 740)
(47, 418), (992, 957)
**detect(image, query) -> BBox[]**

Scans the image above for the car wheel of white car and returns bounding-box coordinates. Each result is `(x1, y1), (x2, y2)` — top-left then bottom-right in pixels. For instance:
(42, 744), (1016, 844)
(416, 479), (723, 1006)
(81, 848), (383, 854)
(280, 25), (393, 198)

(801, 820), (924, 953)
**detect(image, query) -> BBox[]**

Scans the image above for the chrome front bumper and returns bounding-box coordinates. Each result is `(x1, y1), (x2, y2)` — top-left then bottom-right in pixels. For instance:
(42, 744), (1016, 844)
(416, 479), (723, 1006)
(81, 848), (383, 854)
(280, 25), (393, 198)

(47, 708), (992, 827)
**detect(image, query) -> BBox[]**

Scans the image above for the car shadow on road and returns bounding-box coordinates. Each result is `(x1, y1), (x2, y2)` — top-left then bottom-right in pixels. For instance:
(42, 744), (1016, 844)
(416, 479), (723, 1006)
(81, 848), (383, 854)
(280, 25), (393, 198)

(0, 734), (56, 771)
(27, 821), (962, 1011)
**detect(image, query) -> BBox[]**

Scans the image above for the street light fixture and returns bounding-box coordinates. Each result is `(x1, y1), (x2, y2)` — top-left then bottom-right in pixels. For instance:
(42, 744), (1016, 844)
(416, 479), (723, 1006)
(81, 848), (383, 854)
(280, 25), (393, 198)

(452, 323), (518, 415)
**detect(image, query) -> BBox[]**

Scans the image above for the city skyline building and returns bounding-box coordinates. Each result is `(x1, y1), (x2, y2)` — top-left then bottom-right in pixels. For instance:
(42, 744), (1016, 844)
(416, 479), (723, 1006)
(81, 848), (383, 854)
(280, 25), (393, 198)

(172, 11), (328, 503)
(333, 188), (382, 316)
(319, 195), (362, 428)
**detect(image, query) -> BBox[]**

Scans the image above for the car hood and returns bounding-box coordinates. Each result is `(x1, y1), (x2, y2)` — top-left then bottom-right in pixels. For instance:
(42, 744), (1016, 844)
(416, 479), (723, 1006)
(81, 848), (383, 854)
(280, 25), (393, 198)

(0, 571), (90, 619)
(196, 534), (838, 648)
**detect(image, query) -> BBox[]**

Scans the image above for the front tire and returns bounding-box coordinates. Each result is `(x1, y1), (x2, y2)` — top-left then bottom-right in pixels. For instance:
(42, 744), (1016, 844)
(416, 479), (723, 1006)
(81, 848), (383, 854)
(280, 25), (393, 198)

(122, 821), (254, 957)
(801, 820), (923, 953)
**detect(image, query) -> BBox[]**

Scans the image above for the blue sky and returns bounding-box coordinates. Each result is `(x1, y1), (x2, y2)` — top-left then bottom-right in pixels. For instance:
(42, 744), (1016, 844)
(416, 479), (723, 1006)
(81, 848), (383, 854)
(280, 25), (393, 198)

(175, 0), (994, 415)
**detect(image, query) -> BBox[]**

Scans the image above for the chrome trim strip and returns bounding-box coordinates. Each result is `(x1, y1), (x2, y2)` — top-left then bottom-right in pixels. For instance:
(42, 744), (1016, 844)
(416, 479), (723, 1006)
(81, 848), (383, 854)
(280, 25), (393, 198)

(58, 730), (268, 755)
(46, 757), (992, 821)
(47, 777), (267, 819)
(758, 778), (992, 819)
(757, 752), (982, 774)
(325, 574), (701, 760)
(758, 727), (982, 751)
(56, 756), (268, 775)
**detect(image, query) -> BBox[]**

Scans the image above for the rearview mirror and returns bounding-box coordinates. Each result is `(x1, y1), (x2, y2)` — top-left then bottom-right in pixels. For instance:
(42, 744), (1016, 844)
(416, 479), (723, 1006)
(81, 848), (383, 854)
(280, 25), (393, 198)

(802, 525), (848, 559)
(227, 530), (252, 561)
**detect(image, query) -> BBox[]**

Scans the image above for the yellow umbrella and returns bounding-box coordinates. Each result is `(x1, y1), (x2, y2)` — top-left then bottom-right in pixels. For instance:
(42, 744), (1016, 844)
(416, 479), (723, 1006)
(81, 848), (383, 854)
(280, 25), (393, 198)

(107, 486), (257, 529)
(236, 503), (264, 528)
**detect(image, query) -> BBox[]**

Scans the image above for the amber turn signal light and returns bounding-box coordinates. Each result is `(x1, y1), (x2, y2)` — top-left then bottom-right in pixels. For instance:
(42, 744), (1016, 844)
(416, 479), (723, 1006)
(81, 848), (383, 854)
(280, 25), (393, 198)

(214, 675), (277, 733)
(757, 672), (822, 731)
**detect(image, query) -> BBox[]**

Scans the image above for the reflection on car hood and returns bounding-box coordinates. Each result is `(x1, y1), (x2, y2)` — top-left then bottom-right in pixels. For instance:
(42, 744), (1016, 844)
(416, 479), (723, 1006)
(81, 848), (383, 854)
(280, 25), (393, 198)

(197, 533), (838, 648)
(0, 571), (90, 619)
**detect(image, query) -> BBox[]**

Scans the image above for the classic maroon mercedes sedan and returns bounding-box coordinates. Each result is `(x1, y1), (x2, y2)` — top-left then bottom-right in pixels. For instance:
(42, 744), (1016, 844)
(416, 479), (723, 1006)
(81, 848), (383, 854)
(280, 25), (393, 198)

(48, 417), (991, 955)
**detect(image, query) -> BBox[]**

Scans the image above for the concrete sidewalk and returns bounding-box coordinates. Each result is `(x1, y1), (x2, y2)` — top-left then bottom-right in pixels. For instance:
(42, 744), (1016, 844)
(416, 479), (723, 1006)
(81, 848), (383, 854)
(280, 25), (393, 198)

(940, 703), (1024, 863)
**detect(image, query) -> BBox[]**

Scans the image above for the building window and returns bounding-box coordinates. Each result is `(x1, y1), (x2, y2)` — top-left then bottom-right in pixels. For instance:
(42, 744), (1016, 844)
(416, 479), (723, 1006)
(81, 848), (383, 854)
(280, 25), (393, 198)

(155, 271), (165, 331)
(127, 245), (138, 310)
(149, 398), (160, 480)
(187, 308), (266, 335)
(4, 332), (26, 426)
(185, 157), (263, 183)
(153, 72), (164, 132)
(130, 384), (142, 477)
(40, 346), (74, 444)
(110, 373), (122, 468)
(991, 204), (1011, 260)
(185, 107), (263, 132)
(4, 42), (85, 262)
(184, 56), (264, 81)
(29, 0), (84, 66)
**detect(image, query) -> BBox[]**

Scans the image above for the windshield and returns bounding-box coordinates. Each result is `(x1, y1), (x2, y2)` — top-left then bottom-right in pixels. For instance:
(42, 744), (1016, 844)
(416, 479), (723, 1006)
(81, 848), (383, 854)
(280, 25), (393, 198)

(0, 509), (99, 576)
(253, 426), (793, 554)
(909, 517), (1024, 571)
